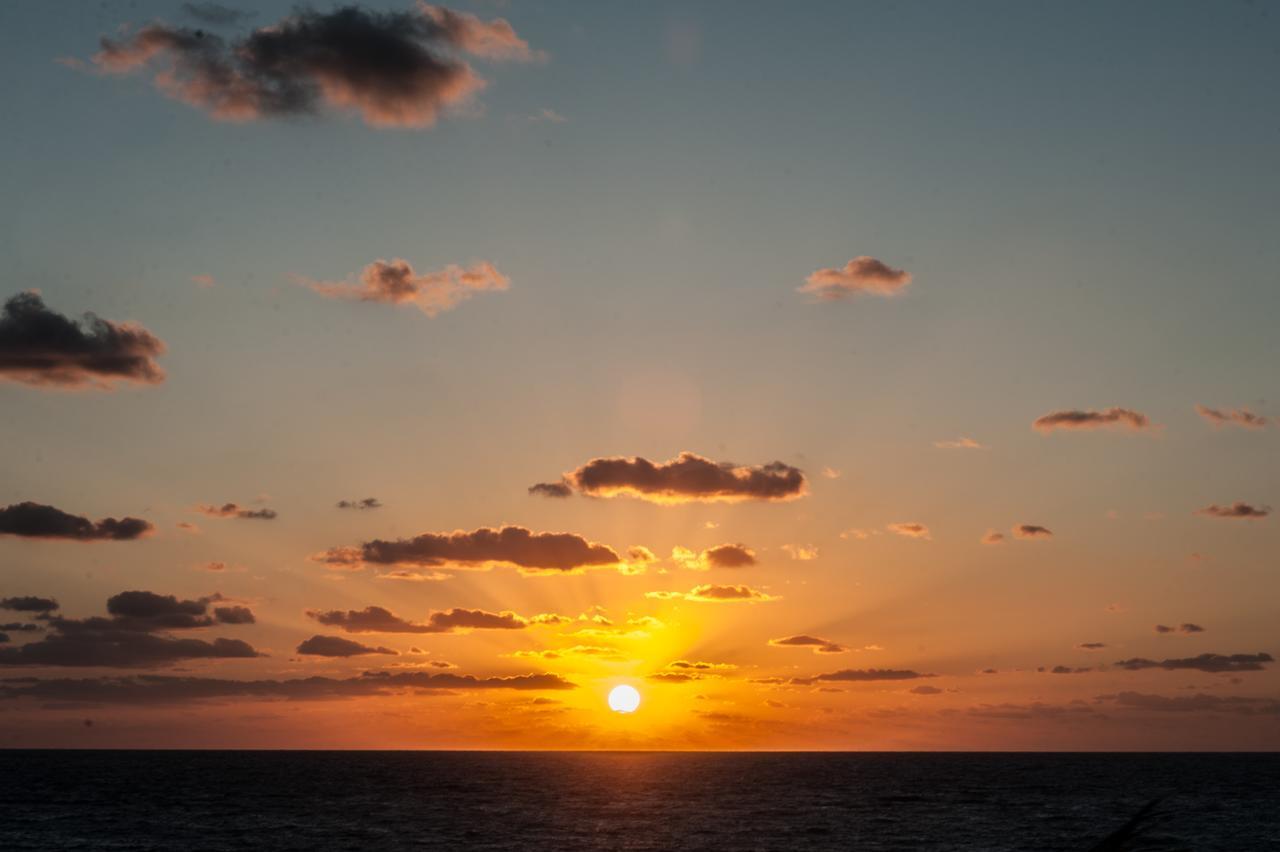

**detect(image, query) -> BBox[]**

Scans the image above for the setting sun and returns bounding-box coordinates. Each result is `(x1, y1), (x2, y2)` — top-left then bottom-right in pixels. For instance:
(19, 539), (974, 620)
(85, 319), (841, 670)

(607, 685), (642, 714)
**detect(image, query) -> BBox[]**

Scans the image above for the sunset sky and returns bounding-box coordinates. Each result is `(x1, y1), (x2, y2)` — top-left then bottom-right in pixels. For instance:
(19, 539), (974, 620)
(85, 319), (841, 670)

(1, 0), (1277, 749)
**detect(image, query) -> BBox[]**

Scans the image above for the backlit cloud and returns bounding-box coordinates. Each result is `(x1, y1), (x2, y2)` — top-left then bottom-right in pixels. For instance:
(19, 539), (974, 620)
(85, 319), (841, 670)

(195, 502), (277, 520)
(887, 522), (930, 540)
(1194, 502), (1270, 520)
(1113, 652), (1273, 673)
(0, 502), (153, 541)
(296, 635), (397, 657)
(336, 498), (382, 510)
(535, 452), (807, 504)
(1195, 405), (1269, 429)
(0, 597), (59, 613)
(768, 635), (847, 654)
(1154, 623), (1205, 635)
(313, 525), (621, 574)
(671, 543), (757, 571)
(798, 256), (912, 301)
(1033, 407), (1152, 433)
(307, 605), (528, 634)
(90, 5), (537, 128)
(1013, 524), (1053, 539)
(793, 668), (933, 684)
(646, 584), (777, 603)
(0, 292), (165, 389)
(302, 259), (509, 317)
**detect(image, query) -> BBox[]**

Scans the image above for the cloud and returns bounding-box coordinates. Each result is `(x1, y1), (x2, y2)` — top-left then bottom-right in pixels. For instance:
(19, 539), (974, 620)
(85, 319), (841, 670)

(0, 591), (260, 667)
(0, 670), (574, 704)
(798, 256), (911, 301)
(214, 605), (255, 625)
(195, 503), (277, 520)
(528, 480), (573, 498)
(645, 584), (777, 603)
(0, 292), (166, 389)
(1154, 623), (1205, 635)
(1076, 642), (1107, 651)
(1013, 524), (1053, 539)
(302, 259), (509, 317)
(1096, 691), (1280, 716)
(1033, 407), (1152, 433)
(1112, 652), (1273, 673)
(89, 5), (537, 128)
(821, 467), (841, 479)
(887, 522), (930, 540)
(1194, 502), (1270, 520)
(794, 668), (933, 684)
(781, 543), (819, 561)
(191, 274), (217, 288)
(0, 597), (60, 613)
(671, 544), (757, 571)
(538, 452), (807, 504)
(934, 437), (984, 450)
(1195, 405), (1269, 430)
(768, 635), (847, 654)
(981, 530), (1005, 545)
(296, 635), (397, 657)
(0, 502), (153, 541)
(910, 685), (943, 695)
(1047, 665), (1092, 674)
(307, 605), (527, 634)
(314, 525), (621, 574)
(336, 498), (382, 510)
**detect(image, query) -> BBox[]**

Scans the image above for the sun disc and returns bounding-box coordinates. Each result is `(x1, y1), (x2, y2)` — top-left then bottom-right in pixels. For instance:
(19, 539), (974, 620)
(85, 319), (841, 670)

(607, 684), (641, 713)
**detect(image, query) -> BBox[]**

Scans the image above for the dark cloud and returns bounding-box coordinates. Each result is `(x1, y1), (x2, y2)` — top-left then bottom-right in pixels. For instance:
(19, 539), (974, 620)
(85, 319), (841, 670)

(768, 635), (847, 654)
(1076, 642), (1107, 651)
(671, 543), (757, 571)
(181, 3), (253, 26)
(793, 668), (933, 684)
(307, 605), (526, 634)
(539, 452), (807, 504)
(90, 5), (537, 128)
(528, 480), (573, 498)
(1113, 652), (1273, 673)
(0, 623), (42, 633)
(798, 256), (912, 301)
(1033, 407), (1151, 433)
(910, 685), (943, 695)
(1195, 405), (1269, 430)
(1154, 623), (1205, 635)
(336, 498), (382, 510)
(303, 259), (509, 316)
(296, 635), (397, 657)
(646, 584), (777, 603)
(0, 596), (60, 613)
(1048, 665), (1092, 674)
(0, 502), (153, 541)
(213, 605), (255, 625)
(0, 670), (575, 705)
(1194, 502), (1270, 520)
(0, 292), (166, 389)
(1096, 691), (1280, 716)
(1013, 524), (1053, 539)
(648, 672), (701, 683)
(314, 525), (620, 573)
(196, 503), (278, 520)
(0, 591), (259, 668)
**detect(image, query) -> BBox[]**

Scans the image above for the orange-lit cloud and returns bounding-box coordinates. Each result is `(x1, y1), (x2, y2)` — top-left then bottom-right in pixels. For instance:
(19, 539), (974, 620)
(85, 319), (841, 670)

(887, 522), (930, 540)
(302, 259), (509, 317)
(781, 543), (819, 561)
(935, 437), (985, 450)
(671, 543), (757, 570)
(1013, 524), (1053, 539)
(981, 530), (1005, 545)
(1033, 407), (1151, 433)
(313, 525), (622, 573)
(307, 605), (528, 634)
(0, 502), (153, 541)
(195, 502), (277, 520)
(646, 584), (777, 603)
(533, 452), (807, 504)
(793, 668), (933, 684)
(1155, 623), (1205, 634)
(1194, 502), (1270, 520)
(90, 5), (537, 128)
(798, 256), (912, 300)
(768, 634), (847, 654)
(0, 292), (166, 389)
(1195, 405), (1269, 429)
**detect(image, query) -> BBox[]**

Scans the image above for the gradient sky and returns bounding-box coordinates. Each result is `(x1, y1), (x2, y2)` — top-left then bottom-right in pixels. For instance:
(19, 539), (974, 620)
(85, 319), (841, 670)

(1, 0), (1277, 749)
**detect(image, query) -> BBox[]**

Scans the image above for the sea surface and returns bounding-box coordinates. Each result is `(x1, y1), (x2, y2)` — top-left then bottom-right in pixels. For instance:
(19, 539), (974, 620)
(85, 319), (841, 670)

(1, 752), (1277, 851)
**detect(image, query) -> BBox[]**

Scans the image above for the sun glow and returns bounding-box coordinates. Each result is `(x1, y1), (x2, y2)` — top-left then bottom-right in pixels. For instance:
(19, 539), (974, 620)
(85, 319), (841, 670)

(607, 684), (641, 714)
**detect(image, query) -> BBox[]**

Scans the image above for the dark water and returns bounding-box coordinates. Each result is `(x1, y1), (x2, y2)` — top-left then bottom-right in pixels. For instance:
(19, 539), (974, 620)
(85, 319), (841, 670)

(1, 752), (1277, 851)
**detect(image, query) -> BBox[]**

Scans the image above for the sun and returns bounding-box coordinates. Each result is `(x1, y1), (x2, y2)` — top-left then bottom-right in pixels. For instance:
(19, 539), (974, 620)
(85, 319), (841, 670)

(607, 684), (641, 714)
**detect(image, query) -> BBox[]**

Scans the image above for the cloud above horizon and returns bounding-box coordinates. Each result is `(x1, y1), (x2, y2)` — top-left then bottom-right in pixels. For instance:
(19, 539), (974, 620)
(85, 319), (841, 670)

(798, 256), (912, 301)
(1013, 524), (1053, 539)
(89, 4), (538, 128)
(0, 502), (153, 541)
(1113, 652), (1273, 673)
(1194, 502), (1270, 520)
(195, 502), (278, 521)
(302, 259), (509, 317)
(1033, 407), (1152, 433)
(768, 634), (847, 654)
(0, 292), (166, 389)
(532, 452), (807, 504)
(646, 584), (778, 603)
(297, 635), (397, 657)
(1195, 405), (1269, 429)
(793, 668), (933, 684)
(887, 522), (931, 540)
(307, 605), (528, 634)
(313, 525), (621, 574)
(671, 543), (757, 571)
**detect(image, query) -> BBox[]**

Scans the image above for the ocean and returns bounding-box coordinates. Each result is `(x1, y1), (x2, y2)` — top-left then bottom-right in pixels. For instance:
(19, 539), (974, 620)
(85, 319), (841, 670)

(1, 752), (1277, 850)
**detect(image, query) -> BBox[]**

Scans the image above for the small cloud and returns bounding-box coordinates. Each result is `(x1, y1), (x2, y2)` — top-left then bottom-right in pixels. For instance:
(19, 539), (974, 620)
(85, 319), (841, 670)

(1013, 524), (1053, 540)
(1194, 502), (1270, 520)
(175, 522), (201, 534)
(794, 668), (933, 684)
(296, 635), (397, 657)
(375, 570), (449, 582)
(646, 584), (777, 603)
(301, 259), (509, 318)
(910, 685), (943, 695)
(821, 467), (841, 479)
(0, 502), (153, 541)
(535, 452), (807, 504)
(1155, 623), (1206, 635)
(840, 528), (877, 540)
(887, 522), (930, 540)
(1113, 652), (1272, 673)
(671, 544), (757, 571)
(981, 530), (1005, 545)
(195, 502), (277, 521)
(336, 498), (382, 511)
(1076, 642), (1107, 652)
(934, 437), (984, 450)
(781, 543), (819, 561)
(528, 480), (573, 498)
(191, 274), (217, 288)
(1033, 407), (1152, 433)
(798, 256), (911, 301)
(313, 525), (621, 574)
(1195, 405), (1269, 430)
(769, 634), (846, 654)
